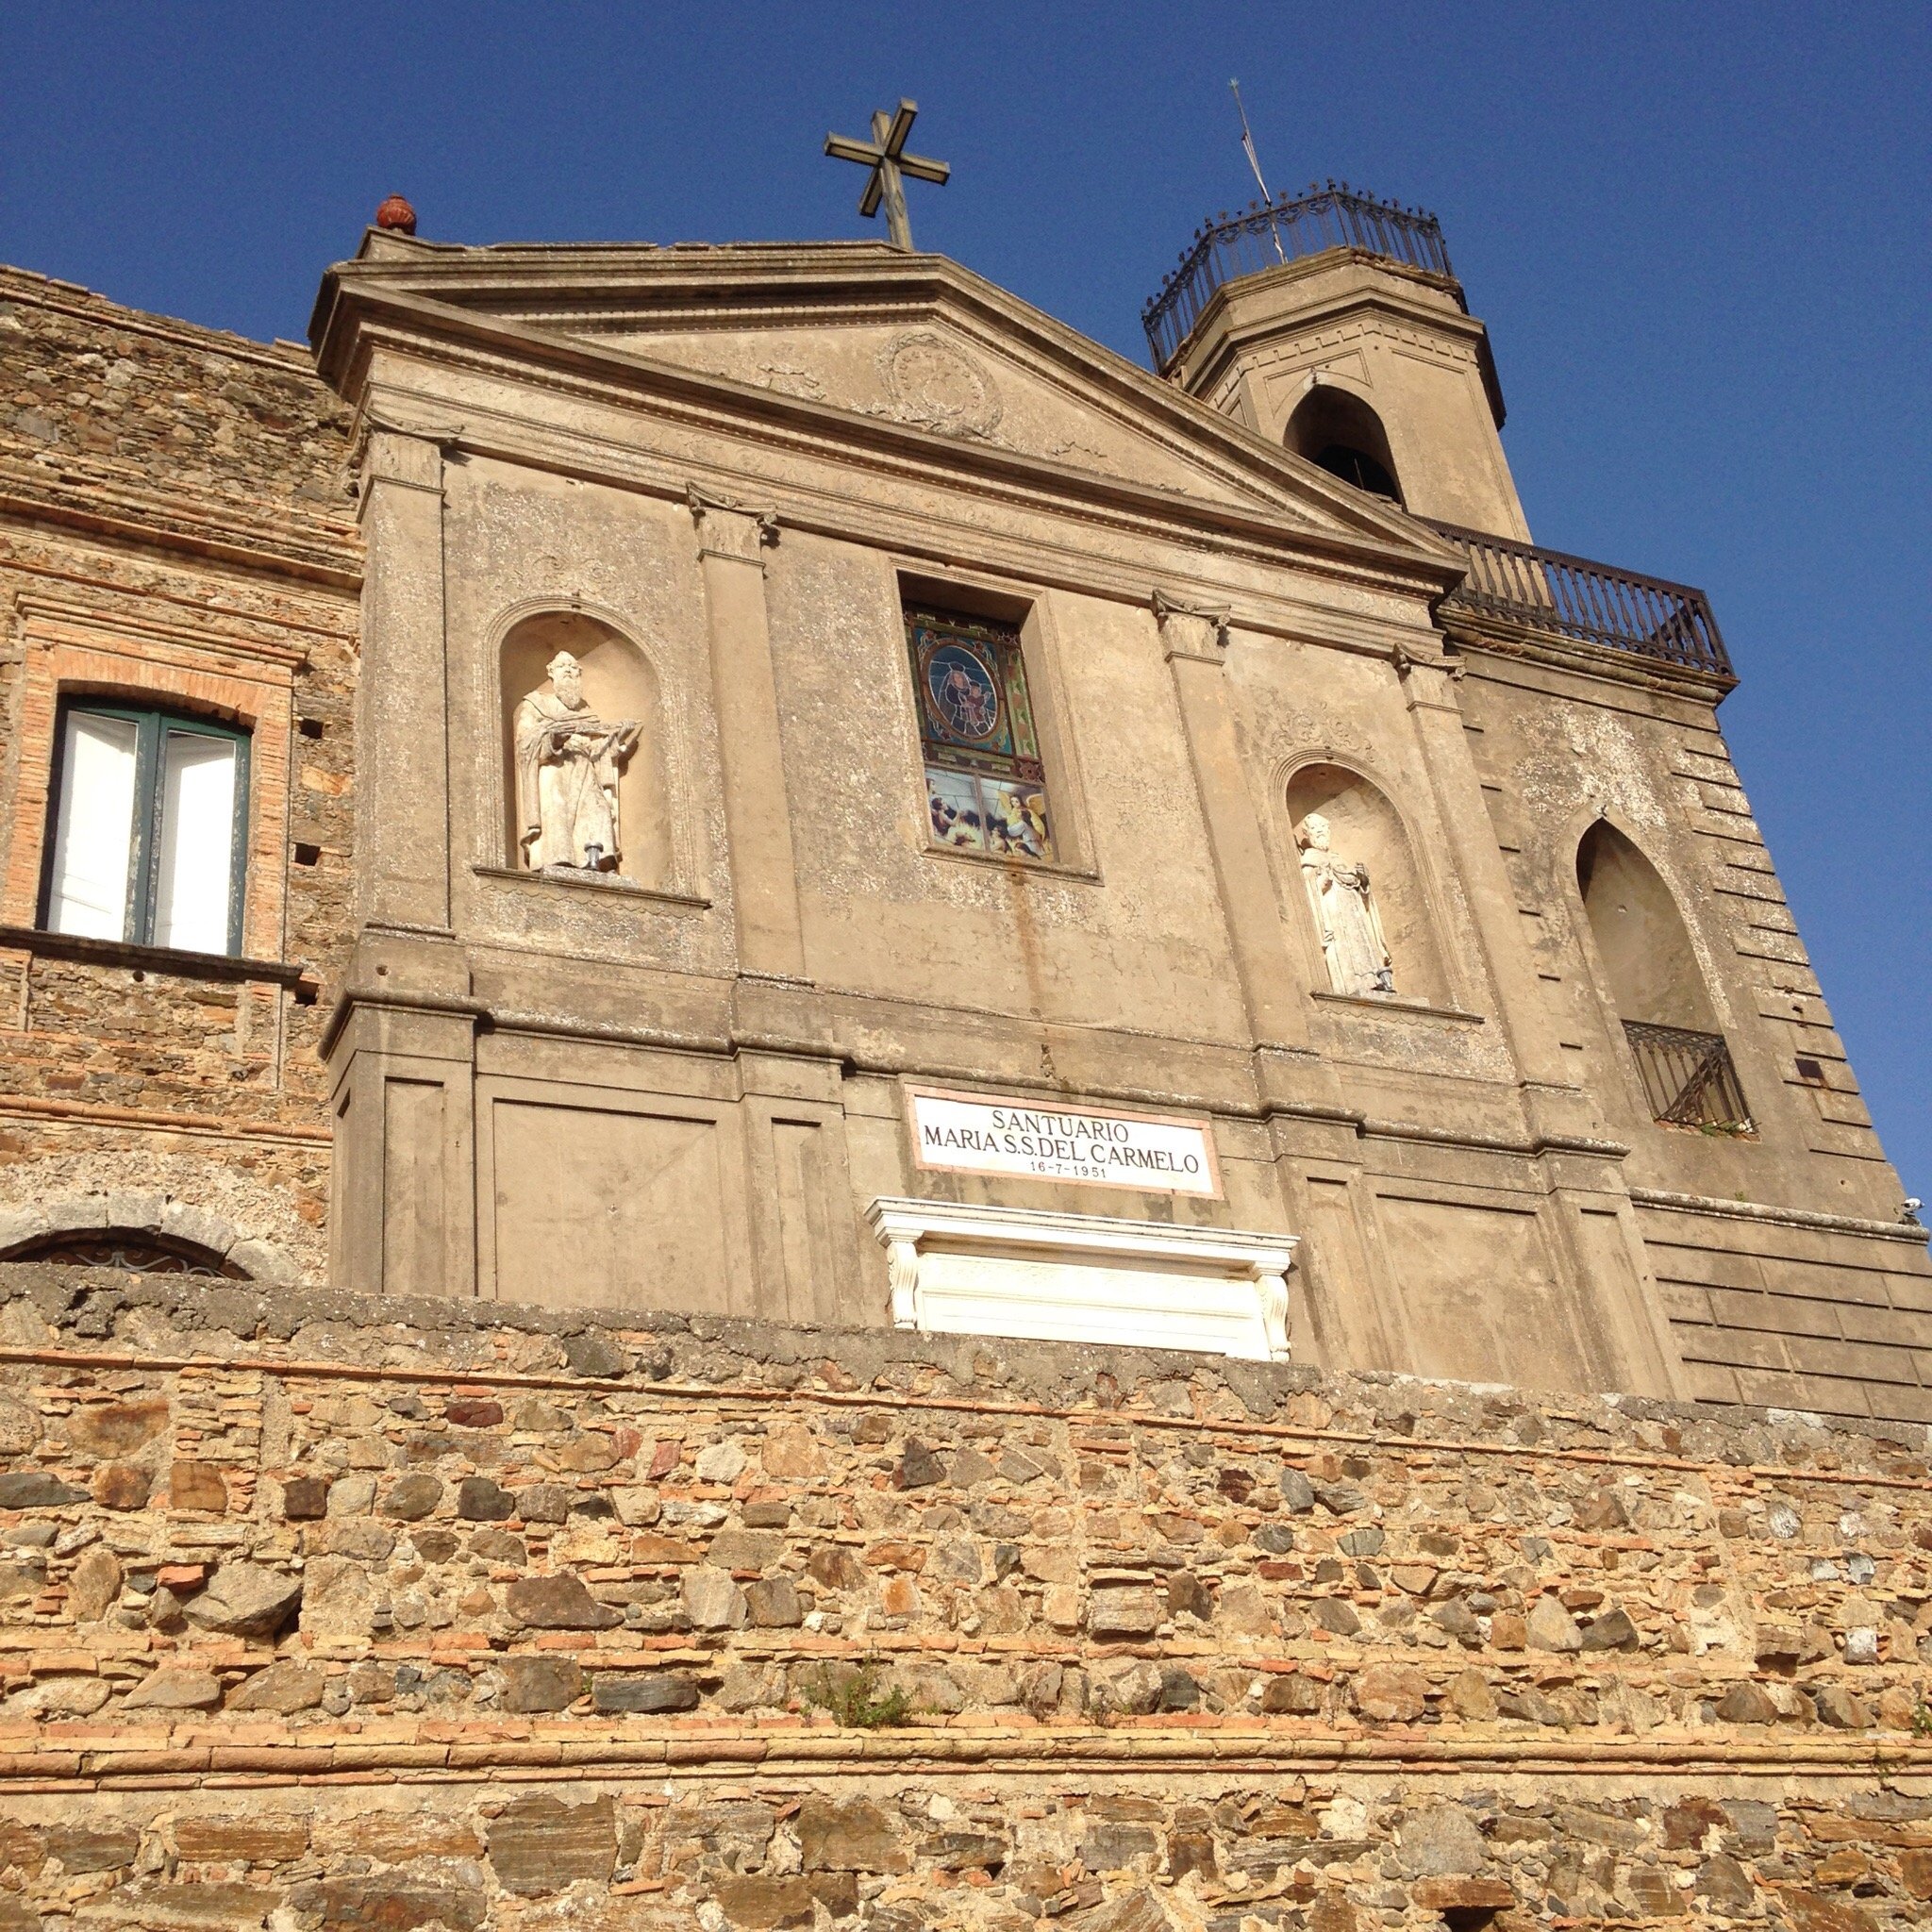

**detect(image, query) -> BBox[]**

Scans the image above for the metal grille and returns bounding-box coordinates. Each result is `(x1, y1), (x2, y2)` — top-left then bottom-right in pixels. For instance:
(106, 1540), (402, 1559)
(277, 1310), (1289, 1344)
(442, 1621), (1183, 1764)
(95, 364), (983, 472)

(1143, 183), (1453, 370)
(1623, 1021), (1752, 1130)
(0, 1230), (246, 1277)
(1425, 520), (1732, 677)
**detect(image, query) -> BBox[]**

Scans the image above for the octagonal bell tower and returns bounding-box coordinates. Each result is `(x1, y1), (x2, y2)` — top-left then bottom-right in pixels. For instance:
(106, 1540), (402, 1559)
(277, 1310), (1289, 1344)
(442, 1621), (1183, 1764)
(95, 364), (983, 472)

(1144, 184), (1531, 541)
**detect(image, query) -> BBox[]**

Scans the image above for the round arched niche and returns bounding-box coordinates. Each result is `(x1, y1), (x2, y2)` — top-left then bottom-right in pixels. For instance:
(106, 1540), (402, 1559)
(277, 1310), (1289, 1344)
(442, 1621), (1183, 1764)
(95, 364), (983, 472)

(1284, 386), (1403, 504)
(499, 610), (671, 890)
(1575, 820), (1716, 1029)
(1285, 762), (1447, 1006)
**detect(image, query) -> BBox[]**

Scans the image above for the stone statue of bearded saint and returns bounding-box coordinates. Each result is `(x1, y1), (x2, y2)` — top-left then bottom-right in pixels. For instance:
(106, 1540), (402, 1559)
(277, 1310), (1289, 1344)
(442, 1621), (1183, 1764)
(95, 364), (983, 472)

(513, 651), (641, 873)
(1296, 811), (1396, 997)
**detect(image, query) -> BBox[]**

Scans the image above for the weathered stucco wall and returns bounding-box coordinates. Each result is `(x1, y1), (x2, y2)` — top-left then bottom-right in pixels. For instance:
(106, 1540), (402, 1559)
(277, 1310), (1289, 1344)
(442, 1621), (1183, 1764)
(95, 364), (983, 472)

(0, 1265), (1928, 1930)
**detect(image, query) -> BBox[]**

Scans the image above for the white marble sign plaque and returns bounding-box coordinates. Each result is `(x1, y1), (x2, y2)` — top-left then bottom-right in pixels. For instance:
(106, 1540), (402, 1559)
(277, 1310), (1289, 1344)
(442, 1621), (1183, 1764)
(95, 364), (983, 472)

(907, 1087), (1221, 1198)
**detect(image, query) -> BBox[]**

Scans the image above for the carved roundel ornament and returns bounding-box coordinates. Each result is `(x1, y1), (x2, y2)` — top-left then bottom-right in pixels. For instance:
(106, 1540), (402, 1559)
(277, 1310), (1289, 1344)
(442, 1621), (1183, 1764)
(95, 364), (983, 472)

(878, 329), (1003, 439)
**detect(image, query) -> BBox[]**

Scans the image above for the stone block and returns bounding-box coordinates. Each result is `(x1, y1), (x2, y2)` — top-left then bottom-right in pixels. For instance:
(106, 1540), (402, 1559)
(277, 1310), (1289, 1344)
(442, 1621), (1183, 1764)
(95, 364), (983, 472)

(504, 1573), (622, 1630)
(287, 1878), (486, 1931)
(174, 1817), (310, 1863)
(499, 1655), (583, 1713)
(745, 1575), (804, 1626)
(92, 1461), (152, 1510)
(1312, 1596), (1360, 1636)
(1259, 1672), (1324, 1714)
(1446, 1667), (1496, 1720)
(487, 1794), (615, 1896)
(124, 1669), (223, 1710)
(562, 1334), (626, 1378)
(225, 1240), (298, 1286)
(1489, 1609), (1526, 1649)
(1399, 1806), (1486, 1876)
(225, 1660), (326, 1713)
(1355, 1663), (1428, 1724)
(181, 1561), (302, 1638)
(379, 1474), (442, 1521)
(708, 1527), (784, 1571)
(694, 1440), (747, 1483)
(1714, 1680), (1780, 1724)
(512, 1482), (570, 1523)
(798, 1796), (908, 1872)
(66, 1399), (170, 1457)
(170, 1460), (228, 1513)
(281, 1474), (328, 1519)
(296, 1554), (375, 1639)
(591, 1671), (699, 1714)
(455, 1475), (514, 1521)
(1809, 1684), (1873, 1729)
(1580, 1606), (1641, 1651)
(682, 1565), (747, 1629)
(1525, 1594), (1583, 1652)
(1410, 1877), (1515, 1910)
(896, 1439), (946, 1488)
(1090, 1588), (1164, 1639)
(66, 1543), (122, 1621)
(713, 1874), (859, 1929)
(46, 1825), (139, 1873)
(0, 1470), (86, 1509)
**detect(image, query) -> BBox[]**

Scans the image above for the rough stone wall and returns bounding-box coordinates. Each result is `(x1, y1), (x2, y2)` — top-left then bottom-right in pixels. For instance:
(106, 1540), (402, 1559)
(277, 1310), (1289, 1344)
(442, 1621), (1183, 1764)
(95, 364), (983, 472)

(0, 1266), (1927, 1929)
(0, 264), (359, 1283)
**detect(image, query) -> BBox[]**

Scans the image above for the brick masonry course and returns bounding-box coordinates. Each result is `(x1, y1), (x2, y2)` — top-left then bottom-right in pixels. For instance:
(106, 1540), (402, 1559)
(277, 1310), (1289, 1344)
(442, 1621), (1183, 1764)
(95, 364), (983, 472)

(0, 1263), (1926, 1928)
(0, 265), (359, 1285)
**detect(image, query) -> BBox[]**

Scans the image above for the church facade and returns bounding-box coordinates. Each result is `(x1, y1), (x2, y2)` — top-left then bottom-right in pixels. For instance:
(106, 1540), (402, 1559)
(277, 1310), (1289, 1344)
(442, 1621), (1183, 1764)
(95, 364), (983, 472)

(0, 194), (1925, 1422)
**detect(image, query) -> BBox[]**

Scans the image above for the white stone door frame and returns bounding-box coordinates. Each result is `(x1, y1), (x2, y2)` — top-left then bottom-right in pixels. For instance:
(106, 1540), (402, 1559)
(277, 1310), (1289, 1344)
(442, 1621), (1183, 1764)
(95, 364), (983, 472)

(866, 1197), (1296, 1362)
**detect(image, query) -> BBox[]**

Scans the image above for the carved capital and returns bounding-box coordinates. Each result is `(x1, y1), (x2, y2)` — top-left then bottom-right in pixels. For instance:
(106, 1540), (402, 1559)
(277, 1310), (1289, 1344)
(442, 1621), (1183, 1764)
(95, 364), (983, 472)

(1152, 588), (1231, 664)
(687, 482), (779, 565)
(360, 424), (451, 494)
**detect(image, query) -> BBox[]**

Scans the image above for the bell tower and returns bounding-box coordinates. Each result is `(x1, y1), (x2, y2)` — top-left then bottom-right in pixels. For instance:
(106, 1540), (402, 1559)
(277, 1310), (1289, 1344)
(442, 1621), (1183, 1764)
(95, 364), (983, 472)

(1144, 185), (1531, 540)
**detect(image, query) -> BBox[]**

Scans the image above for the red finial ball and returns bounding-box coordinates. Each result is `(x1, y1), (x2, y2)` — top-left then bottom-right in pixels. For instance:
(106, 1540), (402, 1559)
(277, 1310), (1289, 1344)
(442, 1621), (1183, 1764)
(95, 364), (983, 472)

(375, 194), (417, 235)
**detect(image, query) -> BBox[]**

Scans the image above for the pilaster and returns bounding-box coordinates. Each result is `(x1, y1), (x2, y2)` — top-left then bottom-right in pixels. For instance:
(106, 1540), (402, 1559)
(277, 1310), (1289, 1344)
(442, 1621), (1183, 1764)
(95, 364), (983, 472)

(690, 489), (808, 983)
(357, 428), (453, 932)
(1156, 593), (1312, 1056)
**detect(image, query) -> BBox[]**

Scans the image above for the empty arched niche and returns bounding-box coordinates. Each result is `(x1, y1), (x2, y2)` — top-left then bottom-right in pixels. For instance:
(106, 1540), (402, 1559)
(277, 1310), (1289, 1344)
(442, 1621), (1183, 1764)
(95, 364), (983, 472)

(1575, 820), (1716, 1029)
(499, 610), (671, 890)
(1286, 763), (1447, 1006)
(1285, 386), (1403, 504)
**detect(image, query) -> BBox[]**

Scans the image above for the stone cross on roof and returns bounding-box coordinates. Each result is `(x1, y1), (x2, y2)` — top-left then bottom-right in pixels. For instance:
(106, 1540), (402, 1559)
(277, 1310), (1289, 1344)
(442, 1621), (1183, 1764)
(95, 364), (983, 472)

(824, 98), (950, 252)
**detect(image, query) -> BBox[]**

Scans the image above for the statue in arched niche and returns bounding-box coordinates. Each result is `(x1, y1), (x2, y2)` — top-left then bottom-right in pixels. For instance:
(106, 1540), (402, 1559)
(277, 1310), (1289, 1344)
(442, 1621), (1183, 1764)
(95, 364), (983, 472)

(1296, 811), (1396, 996)
(513, 651), (642, 873)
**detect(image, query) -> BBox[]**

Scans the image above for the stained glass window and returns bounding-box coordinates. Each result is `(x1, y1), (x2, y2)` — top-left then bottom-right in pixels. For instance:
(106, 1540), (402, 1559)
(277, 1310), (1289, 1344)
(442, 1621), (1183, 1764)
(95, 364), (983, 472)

(905, 607), (1055, 862)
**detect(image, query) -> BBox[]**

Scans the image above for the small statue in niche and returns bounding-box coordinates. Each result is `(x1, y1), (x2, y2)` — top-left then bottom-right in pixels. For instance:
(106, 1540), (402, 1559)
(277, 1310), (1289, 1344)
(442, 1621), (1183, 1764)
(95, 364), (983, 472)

(1296, 811), (1396, 997)
(513, 651), (641, 873)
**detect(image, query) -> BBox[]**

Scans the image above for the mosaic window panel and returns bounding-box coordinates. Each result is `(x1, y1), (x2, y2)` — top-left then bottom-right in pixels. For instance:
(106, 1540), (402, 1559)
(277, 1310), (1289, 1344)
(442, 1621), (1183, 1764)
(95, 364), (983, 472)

(906, 607), (1055, 862)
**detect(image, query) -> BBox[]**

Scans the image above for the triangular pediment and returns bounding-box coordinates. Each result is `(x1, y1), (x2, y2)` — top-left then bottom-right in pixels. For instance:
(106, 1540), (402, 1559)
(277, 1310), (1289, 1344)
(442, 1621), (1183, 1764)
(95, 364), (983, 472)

(575, 312), (1282, 511)
(312, 235), (1460, 566)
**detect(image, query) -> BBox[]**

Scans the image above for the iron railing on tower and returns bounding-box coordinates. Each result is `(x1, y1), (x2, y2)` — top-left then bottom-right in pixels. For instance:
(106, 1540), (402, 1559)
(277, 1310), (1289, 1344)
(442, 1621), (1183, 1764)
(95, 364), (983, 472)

(1143, 183), (1455, 370)
(1423, 520), (1734, 678)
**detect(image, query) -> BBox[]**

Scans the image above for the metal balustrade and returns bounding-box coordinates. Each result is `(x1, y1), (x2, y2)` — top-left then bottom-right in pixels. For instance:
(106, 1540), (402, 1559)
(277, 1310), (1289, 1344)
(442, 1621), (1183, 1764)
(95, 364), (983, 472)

(1426, 521), (1734, 677)
(1143, 183), (1453, 370)
(1623, 1021), (1752, 1130)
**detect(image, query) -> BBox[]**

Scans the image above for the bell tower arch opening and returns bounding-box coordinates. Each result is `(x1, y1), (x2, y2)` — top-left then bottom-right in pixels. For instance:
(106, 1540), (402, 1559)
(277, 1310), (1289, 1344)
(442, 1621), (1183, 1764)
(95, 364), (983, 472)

(1285, 385), (1403, 504)
(1575, 820), (1712, 1030)
(1575, 820), (1751, 1130)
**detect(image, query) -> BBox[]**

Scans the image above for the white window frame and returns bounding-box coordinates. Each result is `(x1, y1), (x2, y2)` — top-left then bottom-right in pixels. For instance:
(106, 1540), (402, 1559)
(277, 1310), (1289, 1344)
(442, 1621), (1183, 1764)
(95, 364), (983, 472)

(39, 698), (251, 957)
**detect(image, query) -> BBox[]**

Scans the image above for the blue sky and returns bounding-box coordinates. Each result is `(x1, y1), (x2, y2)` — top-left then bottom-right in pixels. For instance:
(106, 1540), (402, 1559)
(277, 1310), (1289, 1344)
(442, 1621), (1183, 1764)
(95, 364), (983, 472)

(2, 2), (1925, 1195)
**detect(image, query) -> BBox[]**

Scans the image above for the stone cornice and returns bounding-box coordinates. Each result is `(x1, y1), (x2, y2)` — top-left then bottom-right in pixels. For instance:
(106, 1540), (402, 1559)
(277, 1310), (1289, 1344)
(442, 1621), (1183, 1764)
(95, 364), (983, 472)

(0, 1719), (1924, 1792)
(308, 249), (1469, 596)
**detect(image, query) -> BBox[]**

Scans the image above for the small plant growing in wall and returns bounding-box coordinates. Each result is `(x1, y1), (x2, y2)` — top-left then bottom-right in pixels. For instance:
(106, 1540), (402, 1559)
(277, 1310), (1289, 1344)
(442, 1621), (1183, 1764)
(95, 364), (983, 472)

(1912, 1696), (1932, 1740)
(801, 1657), (915, 1728)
